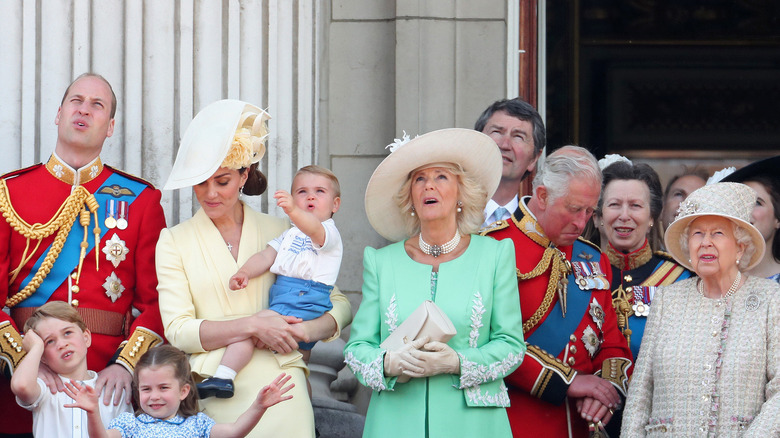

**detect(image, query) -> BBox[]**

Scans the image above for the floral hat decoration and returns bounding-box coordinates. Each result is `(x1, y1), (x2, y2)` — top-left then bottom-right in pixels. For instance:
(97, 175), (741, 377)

(364, 128), (502, 242)
(163, 99), (270, 190)
(664, 182), (765, 271)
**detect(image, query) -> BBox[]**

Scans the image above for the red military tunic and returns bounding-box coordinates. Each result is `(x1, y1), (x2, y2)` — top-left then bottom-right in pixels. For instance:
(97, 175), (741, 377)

(482, 198), (632, 438)
(0, 154), (165, 434)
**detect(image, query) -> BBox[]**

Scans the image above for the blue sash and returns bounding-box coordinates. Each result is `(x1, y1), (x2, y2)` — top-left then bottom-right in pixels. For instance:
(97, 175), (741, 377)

(17, 173), (147, 307)
(526, 240), (604, 357)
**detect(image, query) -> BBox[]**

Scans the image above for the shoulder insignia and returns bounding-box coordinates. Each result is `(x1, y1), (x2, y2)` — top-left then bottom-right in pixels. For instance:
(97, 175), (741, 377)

(576, 236), (602, 253)
(98, 184), (136, 198)
(105, 165), (157, 189)
(653, 250), (676, 261)
(479, 219), (510, 236)
(1, 163), (43, 181)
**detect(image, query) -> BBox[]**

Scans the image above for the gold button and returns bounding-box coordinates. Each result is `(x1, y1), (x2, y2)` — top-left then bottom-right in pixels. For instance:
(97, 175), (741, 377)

(3, 333), (9, 338)
(15, 346), (22, 353)
(569, 345), (577, 353)
(568, 357), (576, 365)
(71, 299), (79, 307)
(626, 286), (633, 292)
(138, 336), (145, 342)
(71, 272), (78, 280)
(71, 285), (80, 294)
(569, 334), (577, 342)
(624, 275), (633, 282)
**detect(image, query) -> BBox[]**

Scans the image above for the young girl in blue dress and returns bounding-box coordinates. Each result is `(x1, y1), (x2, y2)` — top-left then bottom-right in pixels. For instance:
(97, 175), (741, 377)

(63, 345), (293, 438)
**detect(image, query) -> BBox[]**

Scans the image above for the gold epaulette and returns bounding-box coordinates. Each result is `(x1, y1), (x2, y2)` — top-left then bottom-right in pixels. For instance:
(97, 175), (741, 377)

(116, 327), (164, 373)
(653, 250), (676, 261)
(479, 219), (510, 236)
(0, 321), (26, 373)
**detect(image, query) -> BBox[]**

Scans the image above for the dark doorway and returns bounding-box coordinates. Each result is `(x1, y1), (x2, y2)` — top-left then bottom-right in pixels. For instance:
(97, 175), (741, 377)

(545, 0), (780, 165)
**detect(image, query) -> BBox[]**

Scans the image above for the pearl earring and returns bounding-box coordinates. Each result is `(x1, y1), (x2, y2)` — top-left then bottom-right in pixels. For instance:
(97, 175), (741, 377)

(410, 207), (416, 217)
(456, 201), (463, 213)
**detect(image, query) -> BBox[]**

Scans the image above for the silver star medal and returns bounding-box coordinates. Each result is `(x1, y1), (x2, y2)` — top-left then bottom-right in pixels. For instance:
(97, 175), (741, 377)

(103, 272), (125, 303)
(102, 234), (129, 268)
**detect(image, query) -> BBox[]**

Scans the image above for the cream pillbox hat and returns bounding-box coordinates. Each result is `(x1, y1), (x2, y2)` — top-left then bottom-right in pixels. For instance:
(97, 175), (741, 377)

(164, 99), (270, 190)
(664, 182), (765, 271)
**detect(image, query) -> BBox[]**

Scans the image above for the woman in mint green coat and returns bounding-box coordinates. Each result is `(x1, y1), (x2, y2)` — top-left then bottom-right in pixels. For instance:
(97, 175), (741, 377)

(344, 129), (526, 437)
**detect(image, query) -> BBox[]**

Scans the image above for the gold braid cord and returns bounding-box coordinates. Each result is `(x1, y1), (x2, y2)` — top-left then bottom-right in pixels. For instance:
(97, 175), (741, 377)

(519, 247), (569, 333)
(0, 180), (95, 307)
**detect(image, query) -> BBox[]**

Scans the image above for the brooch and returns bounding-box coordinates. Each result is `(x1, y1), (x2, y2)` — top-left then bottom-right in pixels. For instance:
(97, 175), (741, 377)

(745, 293), (761, 312)
(631, 286), (653, 317)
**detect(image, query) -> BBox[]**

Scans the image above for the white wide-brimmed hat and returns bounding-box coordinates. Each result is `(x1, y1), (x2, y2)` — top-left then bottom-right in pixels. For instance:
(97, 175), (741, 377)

(364, 128), (501, 242)
(164, 99), (270, 190)
(664, 182), (765, 271)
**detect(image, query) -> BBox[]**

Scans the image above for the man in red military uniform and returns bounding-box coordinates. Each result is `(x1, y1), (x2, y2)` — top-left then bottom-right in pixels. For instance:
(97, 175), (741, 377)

(482, 146), (632, 438)
(0, 73), (166, 436)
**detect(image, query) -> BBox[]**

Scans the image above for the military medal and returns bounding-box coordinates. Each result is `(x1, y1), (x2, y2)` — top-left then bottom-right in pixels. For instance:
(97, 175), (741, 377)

(589, 298), (605, 330)
(104, 200), (117, 229)
(631, 286), (652, 317)
(581, 325), (602, 358)
(116, 201), (129, 230)
(103, 272), (125, 303)
(102, 234), (129, 268)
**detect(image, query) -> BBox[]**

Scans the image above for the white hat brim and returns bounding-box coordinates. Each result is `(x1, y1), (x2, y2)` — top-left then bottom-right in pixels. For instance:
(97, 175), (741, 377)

(364, 128), (502, 242)
(163, 99), (263, 190)
(664, 212), (766, 272)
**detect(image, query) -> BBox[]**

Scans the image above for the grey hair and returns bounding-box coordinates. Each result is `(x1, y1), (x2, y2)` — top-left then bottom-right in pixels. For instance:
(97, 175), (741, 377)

(394, 162), (488, 238)
(678, 220), (757, 271)
(533, 145), (602, 204)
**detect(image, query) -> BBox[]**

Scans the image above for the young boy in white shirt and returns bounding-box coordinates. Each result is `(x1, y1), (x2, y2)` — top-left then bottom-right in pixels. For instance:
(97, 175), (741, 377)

(10, 301), (131, 437)
(197, 165), (343, 399)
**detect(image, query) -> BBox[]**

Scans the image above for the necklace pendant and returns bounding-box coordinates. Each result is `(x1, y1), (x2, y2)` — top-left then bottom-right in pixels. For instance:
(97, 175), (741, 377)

(226, 242), (233, 251)
(430, 245), (442, 257)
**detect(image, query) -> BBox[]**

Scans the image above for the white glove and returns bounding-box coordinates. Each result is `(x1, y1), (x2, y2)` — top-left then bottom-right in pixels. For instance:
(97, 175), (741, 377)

(402, 341), (460, 378)
(383, 336), (429, 377)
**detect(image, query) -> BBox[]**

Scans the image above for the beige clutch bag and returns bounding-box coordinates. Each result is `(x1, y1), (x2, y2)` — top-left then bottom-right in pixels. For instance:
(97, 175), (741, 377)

(380, 300), (457, 351)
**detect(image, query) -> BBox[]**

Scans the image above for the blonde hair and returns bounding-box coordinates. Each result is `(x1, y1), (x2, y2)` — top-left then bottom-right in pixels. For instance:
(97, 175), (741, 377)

(394, 162), (487, 238)
(295, 165), (341, 198)
(24, 302), (87, 333)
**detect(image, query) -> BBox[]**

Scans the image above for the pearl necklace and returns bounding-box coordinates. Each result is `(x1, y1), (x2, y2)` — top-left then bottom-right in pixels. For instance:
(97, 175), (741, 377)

(419, 232), (461, 258)
(697, 271), (741, 299)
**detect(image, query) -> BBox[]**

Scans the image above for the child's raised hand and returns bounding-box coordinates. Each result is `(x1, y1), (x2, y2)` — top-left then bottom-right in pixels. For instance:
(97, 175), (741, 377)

(21, 329), (43, 352)
(273, 190), (295, 215)
(230, 272), (249, 290)
(63, 380), (99, 414)
(256, 372), (294, 409)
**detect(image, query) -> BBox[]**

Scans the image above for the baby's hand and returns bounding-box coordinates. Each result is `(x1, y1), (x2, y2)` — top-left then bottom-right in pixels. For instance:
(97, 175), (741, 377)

(63, 380), (99, 414)
(257, 373), (294, 409)
(21, 329), (43, 352)
(230, 272), (249, 290)
(273, 190), (295, 215)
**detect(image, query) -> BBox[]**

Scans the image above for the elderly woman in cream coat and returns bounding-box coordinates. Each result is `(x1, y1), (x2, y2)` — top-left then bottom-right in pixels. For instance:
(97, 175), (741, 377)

(156, 100), (351, 437)
(621, 182), (780, 436)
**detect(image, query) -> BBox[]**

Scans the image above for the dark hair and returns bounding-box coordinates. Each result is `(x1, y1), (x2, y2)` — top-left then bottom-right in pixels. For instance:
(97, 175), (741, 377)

(240, 162), (268, 196)
(474, 98), (546, 157)
(60, 73), (117, 119)
(599, 161), (664, 250)
(663, 166), (709, 202)
(747, 175), (780, 263)
(133, 345), (199, 418)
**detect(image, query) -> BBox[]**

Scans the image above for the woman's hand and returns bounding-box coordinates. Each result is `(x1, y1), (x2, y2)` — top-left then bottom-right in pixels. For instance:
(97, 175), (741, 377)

(401, 340), (460, 378)
(249, 312), (303, 354)
(384, 337), (429, 377)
